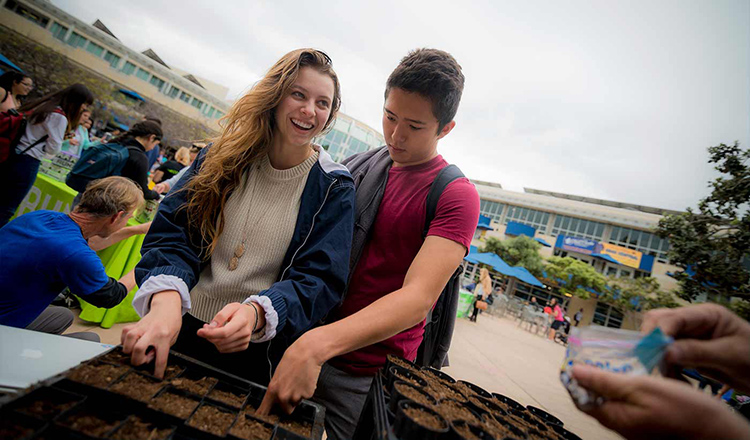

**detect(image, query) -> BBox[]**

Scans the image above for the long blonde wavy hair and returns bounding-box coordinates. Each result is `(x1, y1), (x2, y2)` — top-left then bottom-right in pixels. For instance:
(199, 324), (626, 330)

(184, 49), (341, 257)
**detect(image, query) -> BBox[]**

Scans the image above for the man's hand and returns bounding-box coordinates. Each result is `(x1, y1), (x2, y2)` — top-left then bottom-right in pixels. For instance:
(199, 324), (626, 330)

(258, 329), (325, 415)
(572, 365), (750, 440)
(121, 291), (182, 379)
(642, 304), (750, 393)
(196, 302), (265, 353)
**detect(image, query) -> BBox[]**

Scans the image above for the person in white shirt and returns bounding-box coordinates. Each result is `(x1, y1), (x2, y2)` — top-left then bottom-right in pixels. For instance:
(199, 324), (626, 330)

(0, 84), (94, 226)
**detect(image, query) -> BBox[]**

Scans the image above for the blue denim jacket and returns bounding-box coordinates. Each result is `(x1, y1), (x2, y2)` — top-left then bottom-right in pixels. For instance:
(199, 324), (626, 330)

(134, 146), (355, 343)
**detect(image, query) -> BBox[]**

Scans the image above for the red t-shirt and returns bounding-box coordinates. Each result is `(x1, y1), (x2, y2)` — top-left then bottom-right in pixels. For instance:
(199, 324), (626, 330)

(329, 155), (480, 376)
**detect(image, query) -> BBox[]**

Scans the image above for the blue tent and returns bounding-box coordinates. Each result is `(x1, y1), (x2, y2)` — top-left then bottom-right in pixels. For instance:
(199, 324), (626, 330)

(465, 251), (544, 288)
(591, 252), (619, 265)
(0, 53), (23, 74)
(509, 266), (544, 288)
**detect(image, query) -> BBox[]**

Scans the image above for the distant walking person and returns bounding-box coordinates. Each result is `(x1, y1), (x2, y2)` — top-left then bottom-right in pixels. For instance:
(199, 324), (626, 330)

(470, 267), (492, 322)
(574, 308), (583, 326)
(0, 84), (94, 226)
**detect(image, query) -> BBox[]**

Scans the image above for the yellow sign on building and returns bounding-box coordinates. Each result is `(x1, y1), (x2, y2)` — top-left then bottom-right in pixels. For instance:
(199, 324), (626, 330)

(599, 243), (642, 268)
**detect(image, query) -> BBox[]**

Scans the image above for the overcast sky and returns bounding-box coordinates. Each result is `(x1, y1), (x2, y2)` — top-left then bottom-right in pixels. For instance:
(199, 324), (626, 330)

(53, 0), (749, 211)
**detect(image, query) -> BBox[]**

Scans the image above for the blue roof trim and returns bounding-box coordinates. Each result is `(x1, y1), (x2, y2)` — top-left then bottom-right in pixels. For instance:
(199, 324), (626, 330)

(118, 89), (146, 102)
(534, 237), (551, 247)
(505, 221), (536, 238)
(0, 53), (23, 73)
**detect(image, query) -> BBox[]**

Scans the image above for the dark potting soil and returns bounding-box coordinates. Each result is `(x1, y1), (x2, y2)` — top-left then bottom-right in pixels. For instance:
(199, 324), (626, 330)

(451, 381), (478, 398)
(403, 406), (447, 431)
(187, 405), (236, 436)
(67, 362), (129, 388)
(278, 418), (313, 437)
(162, 365), (185, 381)
(170, 376), (217, 396)
(111, 417), (172, 440)
(100, 349), (131, 365)
(388, 355), (418, 372)
(424, 380), (467, 402)
(208, 387), (247, 408)
(394, 382), (435, 408)
(60, 412), (121, 437)
(434, 400), (480, 424)
(149, 391), (199, 419)
(453, 422), (482, 440)
(392, 370), (420, 386)
(110, 373), (164, 402)
(483, 415), (527, 440)
(244, 405), (280, 424)
(0, 418), (35, 439)
(15, 396), (78, 419)
(230, 416), (273, 440)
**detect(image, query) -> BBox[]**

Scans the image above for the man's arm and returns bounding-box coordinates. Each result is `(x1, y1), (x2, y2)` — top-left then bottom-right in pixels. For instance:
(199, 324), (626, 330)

(88, 222), (152, 251)
(259, 235), (465, 413)
(316, 235), (465, 357)
(79, 277), (129, 308)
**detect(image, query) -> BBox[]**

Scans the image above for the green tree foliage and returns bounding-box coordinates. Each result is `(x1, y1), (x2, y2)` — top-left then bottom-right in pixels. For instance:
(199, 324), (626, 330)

(480, 236), (545, 277)
(602, 277), (680, 311)
(599, 276), (680, 328)
(656, 143), (750, 303)
(543, 256), (607, 298)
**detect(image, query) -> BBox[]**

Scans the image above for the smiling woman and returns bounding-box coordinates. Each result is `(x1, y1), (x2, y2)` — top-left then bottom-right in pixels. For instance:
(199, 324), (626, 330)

(122, 49), (356, 386)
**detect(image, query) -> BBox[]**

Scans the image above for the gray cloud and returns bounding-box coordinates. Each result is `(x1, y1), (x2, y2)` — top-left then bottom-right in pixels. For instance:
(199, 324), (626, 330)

(54, 0), (749, 211)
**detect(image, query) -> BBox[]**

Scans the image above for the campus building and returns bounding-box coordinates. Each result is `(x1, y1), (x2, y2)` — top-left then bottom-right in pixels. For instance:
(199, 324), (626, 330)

(315, 112), (385, 163)
(0, 0), (230, 129)
(466, 182), (683, 330)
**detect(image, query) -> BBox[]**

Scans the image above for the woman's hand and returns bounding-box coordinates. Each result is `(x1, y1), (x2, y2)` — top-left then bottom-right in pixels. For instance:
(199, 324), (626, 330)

(196, 302), (265, 353)
(121, 290), (183, 379)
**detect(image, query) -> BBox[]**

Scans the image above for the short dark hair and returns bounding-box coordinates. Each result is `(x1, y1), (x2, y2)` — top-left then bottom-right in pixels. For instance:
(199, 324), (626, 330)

(385, 48), (465, 131)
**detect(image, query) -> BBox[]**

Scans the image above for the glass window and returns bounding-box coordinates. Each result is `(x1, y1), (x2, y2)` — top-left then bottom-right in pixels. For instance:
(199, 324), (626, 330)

(190, 97), (204, 110)
(121, 61), (136, 75)
(586, 221), (596, 235)
(5, 0), (50, 28)
(215, 111), (225, 119)
(207, 107), (216, 118)
(167, 86), (180, 98)
(149, 75), (165, 91)
(103, 51), (120, 68)
(67, 32), (87, 48)
(608, 226), (670, 264)
(136, 68), (150, 81)
(85, 41), (104, 57)
(50, 22), (68, 41)
(479, 200), (505, 222)
(596, 223), (605, 237)
(179, 91), (192, 103)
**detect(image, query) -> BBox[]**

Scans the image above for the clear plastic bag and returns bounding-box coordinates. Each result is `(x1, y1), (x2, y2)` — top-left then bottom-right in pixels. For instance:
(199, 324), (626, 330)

(560, 325), (673, 410)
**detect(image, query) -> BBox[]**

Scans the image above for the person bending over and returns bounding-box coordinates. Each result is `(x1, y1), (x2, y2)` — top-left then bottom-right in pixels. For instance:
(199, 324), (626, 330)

(0, 176), (142, 341)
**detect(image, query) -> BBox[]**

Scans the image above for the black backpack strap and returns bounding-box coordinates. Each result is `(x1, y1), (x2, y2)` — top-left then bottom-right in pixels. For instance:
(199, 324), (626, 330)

(423, 164), (465, 238)
(19, 134), (49, 156)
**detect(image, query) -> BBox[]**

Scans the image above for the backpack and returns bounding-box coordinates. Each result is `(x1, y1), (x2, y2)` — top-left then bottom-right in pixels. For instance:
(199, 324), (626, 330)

(65, 142), (130, 192)
(0, 107), (64, 164)
(415, 164), (466, 369)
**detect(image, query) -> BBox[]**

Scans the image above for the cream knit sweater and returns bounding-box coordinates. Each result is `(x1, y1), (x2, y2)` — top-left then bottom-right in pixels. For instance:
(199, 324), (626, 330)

(189, 151), (318, 322)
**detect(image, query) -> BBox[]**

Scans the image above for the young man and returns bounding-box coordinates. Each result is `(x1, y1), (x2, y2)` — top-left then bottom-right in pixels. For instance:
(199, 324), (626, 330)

(0, 176), (141, 341)
(259, 49), (480, 439)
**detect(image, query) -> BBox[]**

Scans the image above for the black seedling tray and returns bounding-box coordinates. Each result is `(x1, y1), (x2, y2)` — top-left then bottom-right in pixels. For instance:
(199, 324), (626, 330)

(353, 356), (580, 440)
(0, 346), (325, 440)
